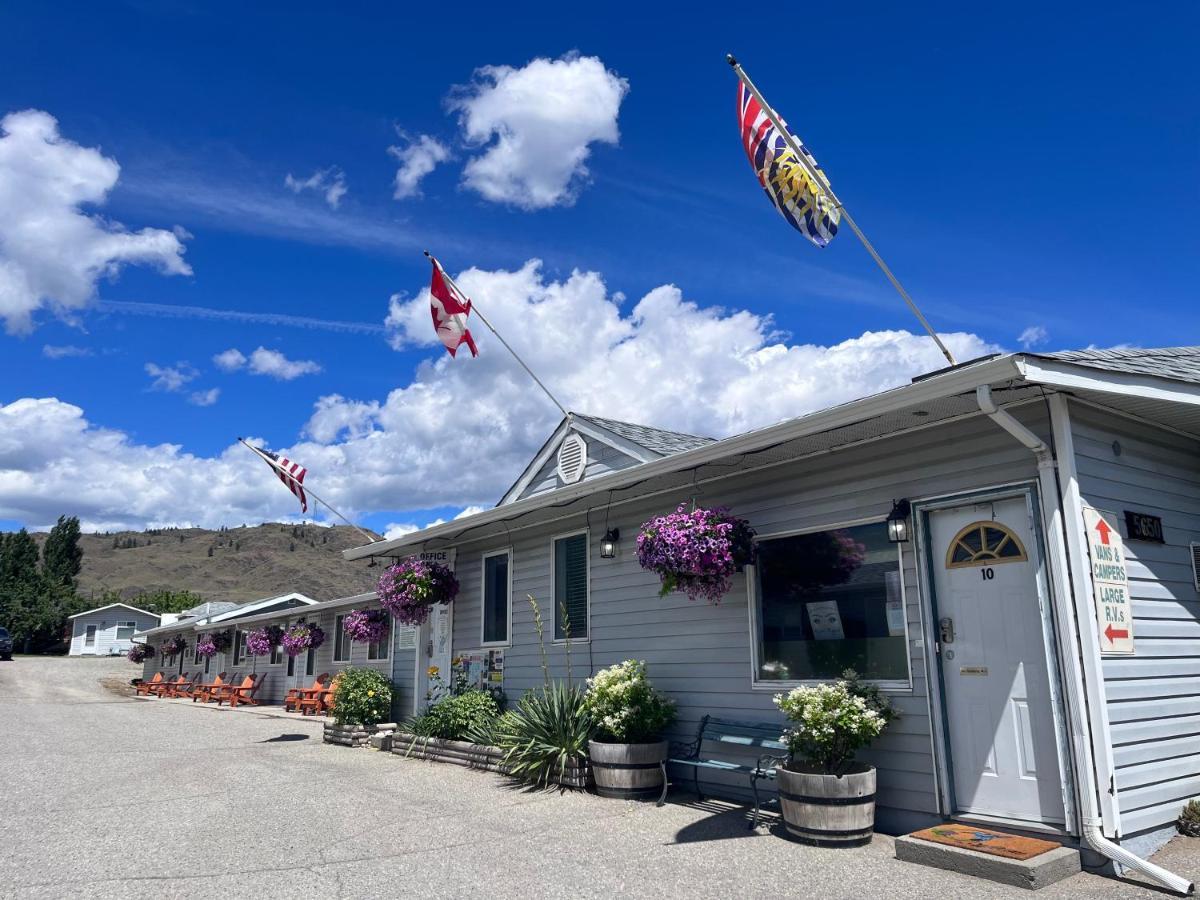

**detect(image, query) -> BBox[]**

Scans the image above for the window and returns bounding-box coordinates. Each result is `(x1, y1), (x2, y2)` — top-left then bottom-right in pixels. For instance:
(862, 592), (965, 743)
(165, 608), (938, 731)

(753, 522), (908, 684)
(305, 647), (315, 676)
(946, 521), (1028, 568)
(194, 641), (202, 665)
(204, 653), (211, 675)
(368, 633), (389, 661)
(482, 550), (511, 645)
(84, 625), (97, 647)
(334, 615), (351, 662)
(286, 651), (295, 677)
(233, 631), (246, 665)
(553, 532), (589, 641)
(115, 621), (136, 641)
(270, 642), (283, 665)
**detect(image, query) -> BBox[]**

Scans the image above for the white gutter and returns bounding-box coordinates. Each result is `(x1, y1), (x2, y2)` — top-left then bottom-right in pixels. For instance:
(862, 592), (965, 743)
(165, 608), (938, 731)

(222, 592), (379, 630)
(347, 354), (1027, 560)
(977, 385), (1193, 895)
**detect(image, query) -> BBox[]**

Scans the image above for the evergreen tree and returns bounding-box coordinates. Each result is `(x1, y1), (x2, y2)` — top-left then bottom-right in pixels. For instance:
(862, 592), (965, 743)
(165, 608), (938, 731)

(42, 515), (83, 589)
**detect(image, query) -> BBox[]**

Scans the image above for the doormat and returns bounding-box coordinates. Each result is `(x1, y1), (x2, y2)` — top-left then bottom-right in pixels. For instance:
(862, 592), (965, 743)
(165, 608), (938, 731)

(908, 824), (1060, 860)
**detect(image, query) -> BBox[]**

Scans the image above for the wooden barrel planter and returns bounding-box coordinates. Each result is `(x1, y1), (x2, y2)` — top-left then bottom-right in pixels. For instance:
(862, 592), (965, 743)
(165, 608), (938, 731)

(588, 740), (668, 800)
(776, 762), (876, 847)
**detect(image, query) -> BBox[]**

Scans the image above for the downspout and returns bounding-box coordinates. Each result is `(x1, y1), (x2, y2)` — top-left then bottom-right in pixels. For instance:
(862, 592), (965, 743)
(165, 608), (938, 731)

(976, 385), (1193, 896)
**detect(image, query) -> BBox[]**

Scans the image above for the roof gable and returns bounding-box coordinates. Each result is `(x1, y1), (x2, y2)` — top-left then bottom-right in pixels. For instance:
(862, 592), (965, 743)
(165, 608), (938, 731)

(498, 413), (715, 506)
(68, 602), (159, 620)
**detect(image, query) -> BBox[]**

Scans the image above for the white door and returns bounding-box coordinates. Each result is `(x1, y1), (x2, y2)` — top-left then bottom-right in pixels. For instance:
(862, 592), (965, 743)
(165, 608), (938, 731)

(929, 495), (1064, 824)
(83, 625), (97, 653)
(416, 602), (453, 711)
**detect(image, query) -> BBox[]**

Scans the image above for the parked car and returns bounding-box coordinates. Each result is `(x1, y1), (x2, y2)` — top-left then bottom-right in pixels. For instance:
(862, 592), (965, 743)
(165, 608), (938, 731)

(0, 626), (12, 661)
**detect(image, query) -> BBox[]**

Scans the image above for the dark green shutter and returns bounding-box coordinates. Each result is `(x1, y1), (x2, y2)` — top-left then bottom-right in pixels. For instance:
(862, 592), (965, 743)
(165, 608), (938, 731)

(554, 534), (589, 640)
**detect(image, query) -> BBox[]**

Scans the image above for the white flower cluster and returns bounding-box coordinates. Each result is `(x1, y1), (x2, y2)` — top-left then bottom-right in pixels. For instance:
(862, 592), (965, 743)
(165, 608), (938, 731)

(583, 659), (675, 743)
(773, 682), (886, 768)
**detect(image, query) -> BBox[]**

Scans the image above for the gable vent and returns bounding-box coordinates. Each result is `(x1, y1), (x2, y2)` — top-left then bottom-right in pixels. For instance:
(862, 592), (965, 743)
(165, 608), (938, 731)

(556, 433), (587, 485)
(1192, 543), (1200, 593)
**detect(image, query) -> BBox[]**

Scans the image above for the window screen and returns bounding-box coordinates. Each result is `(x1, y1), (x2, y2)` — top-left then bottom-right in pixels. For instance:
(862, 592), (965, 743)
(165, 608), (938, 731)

(483, 552), (510, 644)
(554, 533), (588, 640)
(116, 622), (136, 641)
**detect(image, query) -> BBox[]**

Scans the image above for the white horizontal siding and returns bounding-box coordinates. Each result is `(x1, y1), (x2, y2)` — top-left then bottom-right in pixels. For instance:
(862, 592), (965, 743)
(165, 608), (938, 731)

(1070, 402), (1200, 839)
(519, 437), (643, 502)
(70, 611), (159, 657)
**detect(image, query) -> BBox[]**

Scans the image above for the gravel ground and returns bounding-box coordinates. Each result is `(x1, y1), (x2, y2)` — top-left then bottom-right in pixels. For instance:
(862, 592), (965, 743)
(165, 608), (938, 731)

(1, 656), (1196, 899)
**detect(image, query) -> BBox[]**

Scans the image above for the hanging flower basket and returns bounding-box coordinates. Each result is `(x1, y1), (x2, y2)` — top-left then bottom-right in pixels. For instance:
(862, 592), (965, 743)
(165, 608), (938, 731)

(161, 634), (187, 657)
(636, 504), (757, 603)
(377, 558), (459, 626)
(282, 622), (326, 657)
(246, 624), (284, 657)
(127, 643), (154, 664)
(196, 629), (233, 658)
(344, 608), (389, 644)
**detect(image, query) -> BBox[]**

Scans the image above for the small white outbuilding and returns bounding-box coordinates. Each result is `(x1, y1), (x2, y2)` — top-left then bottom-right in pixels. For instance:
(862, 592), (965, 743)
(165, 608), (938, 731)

(67, 603), (161, 656)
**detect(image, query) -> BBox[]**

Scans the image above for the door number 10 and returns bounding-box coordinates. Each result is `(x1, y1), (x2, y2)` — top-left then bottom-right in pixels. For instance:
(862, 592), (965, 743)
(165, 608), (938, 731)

(980, 567), (995, 581)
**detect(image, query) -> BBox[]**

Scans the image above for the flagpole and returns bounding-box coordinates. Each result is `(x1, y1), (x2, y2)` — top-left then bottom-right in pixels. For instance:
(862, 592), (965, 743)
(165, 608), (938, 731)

(236, 438), (380, 544)
(424, 251), (569, 417)
(727, 54), (958, 368)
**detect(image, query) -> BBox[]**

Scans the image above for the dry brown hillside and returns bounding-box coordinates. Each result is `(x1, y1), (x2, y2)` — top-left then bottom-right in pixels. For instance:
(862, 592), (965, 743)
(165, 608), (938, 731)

(33, 523), (381, 606)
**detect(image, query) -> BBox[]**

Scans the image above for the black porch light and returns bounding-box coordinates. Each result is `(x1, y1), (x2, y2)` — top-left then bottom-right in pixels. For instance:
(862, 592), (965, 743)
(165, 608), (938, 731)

(886, 499), (911, 544)
(600, 528), (620, 559)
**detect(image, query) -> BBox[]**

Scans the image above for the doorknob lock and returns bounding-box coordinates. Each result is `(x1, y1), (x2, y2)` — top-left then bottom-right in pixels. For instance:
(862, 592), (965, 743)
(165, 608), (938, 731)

(939, 617), (955, 644)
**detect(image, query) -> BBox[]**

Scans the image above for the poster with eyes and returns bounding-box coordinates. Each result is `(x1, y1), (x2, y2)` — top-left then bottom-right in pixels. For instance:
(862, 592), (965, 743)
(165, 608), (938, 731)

(806, 600), (845, 641)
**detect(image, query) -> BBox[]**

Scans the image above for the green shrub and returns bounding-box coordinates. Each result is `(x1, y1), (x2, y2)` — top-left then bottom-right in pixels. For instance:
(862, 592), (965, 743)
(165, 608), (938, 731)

(406, 689), (500, 741)
(495, 682), (593, 787)
(1179, 799), (1200, 837)
(583, 659), (676, 744)
(332, 668), (392, 728)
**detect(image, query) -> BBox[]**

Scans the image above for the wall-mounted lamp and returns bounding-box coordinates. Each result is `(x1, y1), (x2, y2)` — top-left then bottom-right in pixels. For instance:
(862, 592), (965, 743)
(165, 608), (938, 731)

(600, 528), (620, 559)
(887, 499), (911, 543)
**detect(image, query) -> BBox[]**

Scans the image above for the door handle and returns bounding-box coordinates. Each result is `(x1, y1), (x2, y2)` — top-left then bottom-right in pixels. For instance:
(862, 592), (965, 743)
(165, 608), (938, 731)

(939, 617), (955, 644)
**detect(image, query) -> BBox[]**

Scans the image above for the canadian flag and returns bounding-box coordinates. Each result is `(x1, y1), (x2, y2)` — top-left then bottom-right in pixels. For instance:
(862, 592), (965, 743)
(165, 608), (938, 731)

(429, 259), (479, 358)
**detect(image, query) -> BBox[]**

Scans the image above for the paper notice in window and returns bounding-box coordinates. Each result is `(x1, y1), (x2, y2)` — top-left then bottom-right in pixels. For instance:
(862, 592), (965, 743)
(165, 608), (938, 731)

(885, 571), (906, 636)
(806, 600), (845, 641)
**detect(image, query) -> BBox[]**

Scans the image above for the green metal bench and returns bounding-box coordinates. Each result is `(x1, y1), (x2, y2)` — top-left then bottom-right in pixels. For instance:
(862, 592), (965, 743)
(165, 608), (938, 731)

(658, 715), (789, 828)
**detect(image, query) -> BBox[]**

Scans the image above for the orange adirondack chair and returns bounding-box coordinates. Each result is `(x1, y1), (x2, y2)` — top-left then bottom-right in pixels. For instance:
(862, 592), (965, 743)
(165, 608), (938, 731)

(298, 680), (337, 716)
(167, 673), (201, 699)
(191, 672), (230, 703)
(217, 673), (264, 707)
(135, 672), (166, 696)
(284, 673), (329, 713)
(149, 673), (190, 697)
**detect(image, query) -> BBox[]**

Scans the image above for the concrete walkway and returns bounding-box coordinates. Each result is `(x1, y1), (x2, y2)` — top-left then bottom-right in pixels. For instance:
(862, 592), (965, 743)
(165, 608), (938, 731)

(1, 655), (1196, 899)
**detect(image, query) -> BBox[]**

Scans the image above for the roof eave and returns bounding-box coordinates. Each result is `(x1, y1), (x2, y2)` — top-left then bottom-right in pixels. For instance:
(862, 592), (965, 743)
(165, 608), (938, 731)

(344, 353), (1027, 561)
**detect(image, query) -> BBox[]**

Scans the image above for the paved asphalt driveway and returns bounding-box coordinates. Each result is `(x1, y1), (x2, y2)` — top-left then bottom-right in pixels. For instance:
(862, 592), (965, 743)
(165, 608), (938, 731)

(1, 656), (1197, 899)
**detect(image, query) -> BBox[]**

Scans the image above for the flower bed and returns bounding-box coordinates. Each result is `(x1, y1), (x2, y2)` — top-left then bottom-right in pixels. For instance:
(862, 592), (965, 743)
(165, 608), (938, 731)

(343, 608), (389, 644)
(636, 504), (756, 603)
(282, 622), (325, 656)
(377, 558), (459, 626)
(391, 733), (590, 788)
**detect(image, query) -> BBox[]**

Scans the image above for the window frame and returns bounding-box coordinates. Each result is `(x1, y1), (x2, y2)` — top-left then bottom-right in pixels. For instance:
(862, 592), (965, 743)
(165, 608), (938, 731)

(746, 516), (912, 693)
(270, 641), (283, 665)
(551, 528), (590, 643)
(115, 621), (137, 641)
(333, 614), (351, 663)
(232, 630), (246, 666)
(480, 548), (514, 648)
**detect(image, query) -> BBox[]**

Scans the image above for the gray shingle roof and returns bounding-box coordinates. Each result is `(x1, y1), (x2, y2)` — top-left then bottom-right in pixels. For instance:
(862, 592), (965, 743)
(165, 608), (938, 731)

(1039, 347), (1200, 385)
(574, 413), (716, 456)
(182, 601), (240, 618)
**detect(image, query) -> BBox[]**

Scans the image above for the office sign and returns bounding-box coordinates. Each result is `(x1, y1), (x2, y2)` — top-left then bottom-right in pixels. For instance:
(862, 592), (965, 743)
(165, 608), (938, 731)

(1083, 507), (1135, 655)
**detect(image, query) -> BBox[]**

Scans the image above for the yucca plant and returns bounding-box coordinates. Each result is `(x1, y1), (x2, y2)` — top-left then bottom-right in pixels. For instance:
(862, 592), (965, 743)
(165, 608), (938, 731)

(496, 681), (593, 788)
(1179, 799), (1200, 837)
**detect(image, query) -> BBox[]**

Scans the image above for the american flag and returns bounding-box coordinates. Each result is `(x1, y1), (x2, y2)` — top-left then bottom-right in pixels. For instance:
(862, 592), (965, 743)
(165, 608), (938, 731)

(249, 444), (308, 513)
(737, 81), (840, 248)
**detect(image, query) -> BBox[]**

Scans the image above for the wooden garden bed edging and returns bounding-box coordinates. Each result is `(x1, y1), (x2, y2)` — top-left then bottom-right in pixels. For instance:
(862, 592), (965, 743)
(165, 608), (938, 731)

(324, 722), (371, 748)
(391, 732), (590, 789)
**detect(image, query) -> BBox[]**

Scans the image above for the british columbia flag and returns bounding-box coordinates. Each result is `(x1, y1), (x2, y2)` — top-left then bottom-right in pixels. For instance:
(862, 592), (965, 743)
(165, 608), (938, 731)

(737, 81), (840, 248)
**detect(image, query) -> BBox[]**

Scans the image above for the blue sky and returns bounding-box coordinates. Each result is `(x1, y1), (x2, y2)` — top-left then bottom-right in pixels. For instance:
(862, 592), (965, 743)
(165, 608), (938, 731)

(1, 2), (1197, 535)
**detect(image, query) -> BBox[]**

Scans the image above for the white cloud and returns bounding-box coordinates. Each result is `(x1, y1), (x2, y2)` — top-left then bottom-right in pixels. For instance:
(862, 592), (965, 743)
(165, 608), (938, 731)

(189, 387), (220, 407)
(213, 347), (321, 380)
(450, 54), (628, 209)
(0, 109), (190, 334)
(213, 348), (248, 371)
(1, 261), (998, 531)
(42, 344), (92, 359)
(1019, 325), (1049, 350)
(284, 166), (347, 208)
(383, 522), (420, 541)
(389, 133), (449, 199)
(145, 362), (198, 393)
